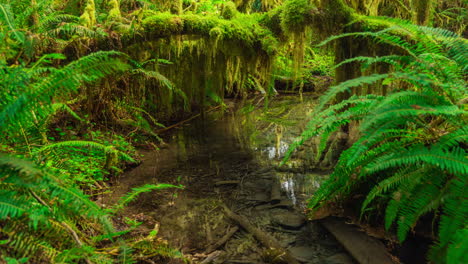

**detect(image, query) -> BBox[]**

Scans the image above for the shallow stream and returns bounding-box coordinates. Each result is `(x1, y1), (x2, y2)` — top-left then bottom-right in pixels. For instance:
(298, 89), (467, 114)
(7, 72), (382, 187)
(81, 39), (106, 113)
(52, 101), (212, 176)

(103, 95), (355, 264)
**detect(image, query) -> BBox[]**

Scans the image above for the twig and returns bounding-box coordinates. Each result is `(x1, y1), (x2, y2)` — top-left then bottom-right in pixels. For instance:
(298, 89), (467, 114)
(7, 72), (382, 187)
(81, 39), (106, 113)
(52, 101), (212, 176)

(200, 250), (222, 264)
(205, 226), (239, 254)
(222, 204), (300, 264)
(155, 105), (223, 134)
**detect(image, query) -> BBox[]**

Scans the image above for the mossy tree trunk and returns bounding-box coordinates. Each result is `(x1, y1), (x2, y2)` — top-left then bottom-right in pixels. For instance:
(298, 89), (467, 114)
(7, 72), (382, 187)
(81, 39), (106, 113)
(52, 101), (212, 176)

(411, 0), (435, 26)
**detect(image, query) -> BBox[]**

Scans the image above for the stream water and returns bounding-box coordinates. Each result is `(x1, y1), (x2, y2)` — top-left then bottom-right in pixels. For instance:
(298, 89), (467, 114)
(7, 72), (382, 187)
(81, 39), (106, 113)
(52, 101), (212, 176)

(103, 95), (355, 264)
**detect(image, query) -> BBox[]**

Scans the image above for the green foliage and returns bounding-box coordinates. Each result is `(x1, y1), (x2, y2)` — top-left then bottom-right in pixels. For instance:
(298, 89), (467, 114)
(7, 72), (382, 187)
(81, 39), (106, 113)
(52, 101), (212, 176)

(284, 23), (468, 263)
(113, 184), (183, 212)
(273, 46), (334, 87)
(0, 154), (115, 262)
(34, 137), (136, 189)
(0, 51), (129, 135)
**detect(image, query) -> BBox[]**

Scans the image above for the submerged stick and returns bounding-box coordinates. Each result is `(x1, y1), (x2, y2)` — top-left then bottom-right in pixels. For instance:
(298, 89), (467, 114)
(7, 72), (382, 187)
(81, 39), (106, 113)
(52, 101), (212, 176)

(155, 105), (223, 134)
(205, 226), (239, 254)
(222, 205), (300, 264)
(200, 250), (222, 264)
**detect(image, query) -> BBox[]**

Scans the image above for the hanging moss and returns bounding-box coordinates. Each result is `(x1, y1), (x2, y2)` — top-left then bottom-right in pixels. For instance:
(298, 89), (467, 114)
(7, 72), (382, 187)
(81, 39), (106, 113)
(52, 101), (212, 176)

(121, 33), (274, 120)
(110, 0), (388, 120)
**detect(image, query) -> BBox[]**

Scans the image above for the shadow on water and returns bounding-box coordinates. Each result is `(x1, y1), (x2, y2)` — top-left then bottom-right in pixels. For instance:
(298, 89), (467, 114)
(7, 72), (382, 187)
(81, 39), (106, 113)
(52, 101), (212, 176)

(104, 95), (355, 264)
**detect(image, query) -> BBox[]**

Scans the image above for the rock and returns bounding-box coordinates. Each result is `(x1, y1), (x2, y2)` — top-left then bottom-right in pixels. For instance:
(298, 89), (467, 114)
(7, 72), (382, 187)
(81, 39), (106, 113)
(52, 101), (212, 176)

(271, 211), (306, 230)
(270, 180), (282, 204)
(250, 192), (269, 202)
(324, 253), (354, 264)
(289, 246), (316, 261)
(279, 237), (296, 247)
(270, 199), (294, 209)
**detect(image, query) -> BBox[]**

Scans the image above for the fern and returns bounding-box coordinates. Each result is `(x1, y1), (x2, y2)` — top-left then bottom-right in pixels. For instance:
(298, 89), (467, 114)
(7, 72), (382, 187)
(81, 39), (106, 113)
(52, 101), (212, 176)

(365, 145), (467, 176)
(0, 51), (129, 134)
(37, 140), (135, 163)
(0, 154), (115, 262)
(286, 21), (468, 263)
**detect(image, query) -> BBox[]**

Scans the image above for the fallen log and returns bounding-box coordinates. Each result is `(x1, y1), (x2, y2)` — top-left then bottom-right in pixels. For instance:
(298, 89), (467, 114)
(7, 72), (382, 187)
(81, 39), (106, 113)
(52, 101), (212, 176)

(222, 205), (300, 264)
(320, 217), (396, 264)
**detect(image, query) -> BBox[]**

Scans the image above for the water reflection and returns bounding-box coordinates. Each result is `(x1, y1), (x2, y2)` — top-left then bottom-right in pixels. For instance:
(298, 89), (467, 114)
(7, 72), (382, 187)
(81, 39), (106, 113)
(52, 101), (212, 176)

(264, 140), (289, 159)
(164, 95), (324, 207)
(222, 95), (327, 207)
(277, 172), (328, 207)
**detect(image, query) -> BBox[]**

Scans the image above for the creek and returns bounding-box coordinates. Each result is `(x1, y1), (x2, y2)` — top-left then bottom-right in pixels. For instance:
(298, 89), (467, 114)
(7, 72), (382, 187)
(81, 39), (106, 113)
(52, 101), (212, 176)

(101, 95), (355, 264)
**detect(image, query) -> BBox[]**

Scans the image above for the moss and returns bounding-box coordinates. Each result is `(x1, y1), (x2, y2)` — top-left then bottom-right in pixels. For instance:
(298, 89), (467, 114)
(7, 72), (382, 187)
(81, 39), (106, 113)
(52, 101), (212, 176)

(259, 6), (284, 38)
(220, 2), (238, 20)
(209, 27), (224, 39)
(107, 0), (122, 21)
(140, 13), (279, 55)
(280, 0), (313, 33)
(80, 0), (96, 28)
(142, 13), (184, 35)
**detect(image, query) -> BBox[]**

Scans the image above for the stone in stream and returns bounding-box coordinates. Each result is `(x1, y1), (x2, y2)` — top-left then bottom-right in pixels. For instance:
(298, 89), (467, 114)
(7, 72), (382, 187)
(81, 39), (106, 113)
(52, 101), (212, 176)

(323, 253), (354, 264)
(250, 192), (270, 202)
(270, 199), (294, 209)
(289, 246), (317, 261)
(271, 210), (306, 230)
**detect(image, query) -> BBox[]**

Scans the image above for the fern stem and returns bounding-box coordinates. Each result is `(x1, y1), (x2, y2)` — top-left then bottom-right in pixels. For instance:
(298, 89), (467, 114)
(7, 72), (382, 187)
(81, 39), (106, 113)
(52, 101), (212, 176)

(29, 190), (94, 264)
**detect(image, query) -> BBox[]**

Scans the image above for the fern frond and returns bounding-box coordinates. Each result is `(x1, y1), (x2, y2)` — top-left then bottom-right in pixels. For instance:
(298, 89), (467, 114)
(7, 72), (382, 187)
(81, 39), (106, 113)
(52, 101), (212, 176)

(0, 3), (25, 43)
(113, 184), (183, 212)
(364, 145), (468, 176)
(445, 228), (468, 264)
(333, 55), (410, 71)
(37, 140), (134, 162)
(317, 74), (389, 111)
(438, 126), (468, 148)
(0, 51), (129, 133)
(38, 14), (80, 32)
(396, 171), (446, 241)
